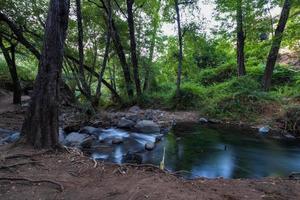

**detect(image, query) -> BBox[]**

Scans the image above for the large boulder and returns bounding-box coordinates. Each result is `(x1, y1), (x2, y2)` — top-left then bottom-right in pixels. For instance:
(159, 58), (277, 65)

(134, 120), (160, 133)
(65, 132), (89, 146)
(117, 118), (135, 129)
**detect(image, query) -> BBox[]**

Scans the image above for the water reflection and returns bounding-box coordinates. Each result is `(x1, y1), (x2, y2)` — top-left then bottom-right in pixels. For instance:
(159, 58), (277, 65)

(91, 125), (300, 179)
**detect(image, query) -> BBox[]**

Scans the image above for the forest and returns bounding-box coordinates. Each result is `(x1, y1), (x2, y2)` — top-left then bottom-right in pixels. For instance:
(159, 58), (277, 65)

(0, 0), (300, 199)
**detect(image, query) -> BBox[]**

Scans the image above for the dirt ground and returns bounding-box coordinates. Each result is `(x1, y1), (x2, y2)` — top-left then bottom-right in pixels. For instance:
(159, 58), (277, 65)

(1, 91), (300, 200)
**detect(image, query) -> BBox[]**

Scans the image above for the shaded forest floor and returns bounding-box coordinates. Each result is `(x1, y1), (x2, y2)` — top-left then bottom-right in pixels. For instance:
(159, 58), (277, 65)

(1, 144), (300, 200)
(1, 91), (300, 199)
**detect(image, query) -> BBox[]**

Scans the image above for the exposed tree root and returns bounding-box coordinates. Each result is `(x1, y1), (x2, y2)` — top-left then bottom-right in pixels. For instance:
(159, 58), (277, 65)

(0, 177), (64, 192)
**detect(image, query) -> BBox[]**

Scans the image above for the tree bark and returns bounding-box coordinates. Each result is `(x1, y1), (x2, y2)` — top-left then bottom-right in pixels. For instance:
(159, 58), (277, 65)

(127, 0), (142, 96)
(92, 31), (110, 107)
(262, 0), (291, 91)
(236, 0), (246, 76)
(75, 0), (91, 99)
(175, 0), (183, 97)
(100, 0), (133, 99)
(0, 37), (22, 104)
(21, 0), (70, 148)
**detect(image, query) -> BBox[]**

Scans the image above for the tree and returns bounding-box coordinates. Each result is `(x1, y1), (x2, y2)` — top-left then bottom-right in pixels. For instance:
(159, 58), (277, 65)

(175, 0), (183, 97)
(236, 0), (246, 76)
(75, 0), (92, 101)
(262, 0), (292, 91)
(0, 36), (22, 104)
(21, 0), (70, 148)
(100, 0), (134, 99)
(127, 0), (142, 96)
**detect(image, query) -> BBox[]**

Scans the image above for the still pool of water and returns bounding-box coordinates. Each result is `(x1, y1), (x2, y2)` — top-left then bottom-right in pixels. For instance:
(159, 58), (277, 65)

(91, 124), (300, 179)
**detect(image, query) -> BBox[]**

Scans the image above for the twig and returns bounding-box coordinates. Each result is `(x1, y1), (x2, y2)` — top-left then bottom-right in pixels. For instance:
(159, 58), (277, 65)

(0, 177), (64, 192)
(92, 159), (97, 168)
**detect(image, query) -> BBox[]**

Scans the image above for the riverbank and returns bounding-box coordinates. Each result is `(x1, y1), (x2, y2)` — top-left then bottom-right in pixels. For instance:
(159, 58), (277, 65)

(1, 144), (300, 200)
(1, 93), (300, 199)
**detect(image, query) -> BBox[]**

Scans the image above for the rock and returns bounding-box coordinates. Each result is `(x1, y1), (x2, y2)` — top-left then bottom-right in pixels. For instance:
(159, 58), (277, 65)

(79, 126), (102, 136)
(285, 134), (295, 139)
(123, 152), (142, 164)
(145, 142), (155, 151)
(1, 132), (20, 144)
(259, 127), (270, 134)
(199, 117), (208, 123)
(208, 119), (222, 124)
(81, 136), (96, 148)
(155, 134), (163, 143)
(59, 128), (65, 144)
(125, 114), (140, 122)
(117, 118), (135, 129)
(160, 128), (170, 135)
(135, 120), (160, 133)
(128, 106), (141, 113)
(112, 138), (123, 144)
(65, 132), (89, 146)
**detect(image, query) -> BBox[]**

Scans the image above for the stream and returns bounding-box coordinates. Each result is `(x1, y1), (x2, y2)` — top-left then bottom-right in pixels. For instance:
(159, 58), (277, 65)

(90, 124), (300, 179)
(1, 124), (300, 179)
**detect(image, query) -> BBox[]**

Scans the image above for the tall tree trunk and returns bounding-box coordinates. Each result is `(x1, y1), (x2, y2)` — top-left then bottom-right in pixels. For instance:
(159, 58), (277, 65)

(262, 0), (291, 91)
(100, 0), (133, 98)
(175, 0), (183, 97)
(144, 0), (161, 91)
(75, 0), (91, 99)
(93, 23), (111, 107)
(21, 0), (70, 148)
(236, 0), (246, 76)
(127, 0), (142, 96)
(0, 38), (22, 104)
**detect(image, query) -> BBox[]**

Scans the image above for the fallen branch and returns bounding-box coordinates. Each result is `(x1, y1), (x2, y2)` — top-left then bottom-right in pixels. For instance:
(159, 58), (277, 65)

(0, 177), (64, 192)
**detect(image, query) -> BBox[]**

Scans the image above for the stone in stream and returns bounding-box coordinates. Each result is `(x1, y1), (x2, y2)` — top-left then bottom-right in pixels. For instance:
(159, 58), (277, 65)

(199, 117), (208, 123)
(134, 120), (160, 133)
(259, 126), (270, 134)
(0, 132), (20, 144)
(79, 126), (102, 136)
(81, 136), (97, 148)
(117, 117), (135, 129)
(145, 142), (155, 151)
(155, 134), (164, 143)
(64, 132), (89, 147)
(112, 138), (123, 144)
(59, 128), (65, 144)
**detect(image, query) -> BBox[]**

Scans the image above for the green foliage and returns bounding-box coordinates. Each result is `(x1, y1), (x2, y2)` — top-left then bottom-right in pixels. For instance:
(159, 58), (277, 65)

(196, 61), (236, 85)
(171, 82), (205, 109)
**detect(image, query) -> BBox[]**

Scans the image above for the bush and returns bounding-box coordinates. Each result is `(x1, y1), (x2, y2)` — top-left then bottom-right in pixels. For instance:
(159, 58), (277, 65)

(201, 76), (271, 120)
(196, 61), (236, 85)
(171, 83), (205, 110)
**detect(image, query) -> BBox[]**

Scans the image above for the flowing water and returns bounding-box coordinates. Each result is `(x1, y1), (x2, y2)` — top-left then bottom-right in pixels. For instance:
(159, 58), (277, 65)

(91, 124), (300, 179)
